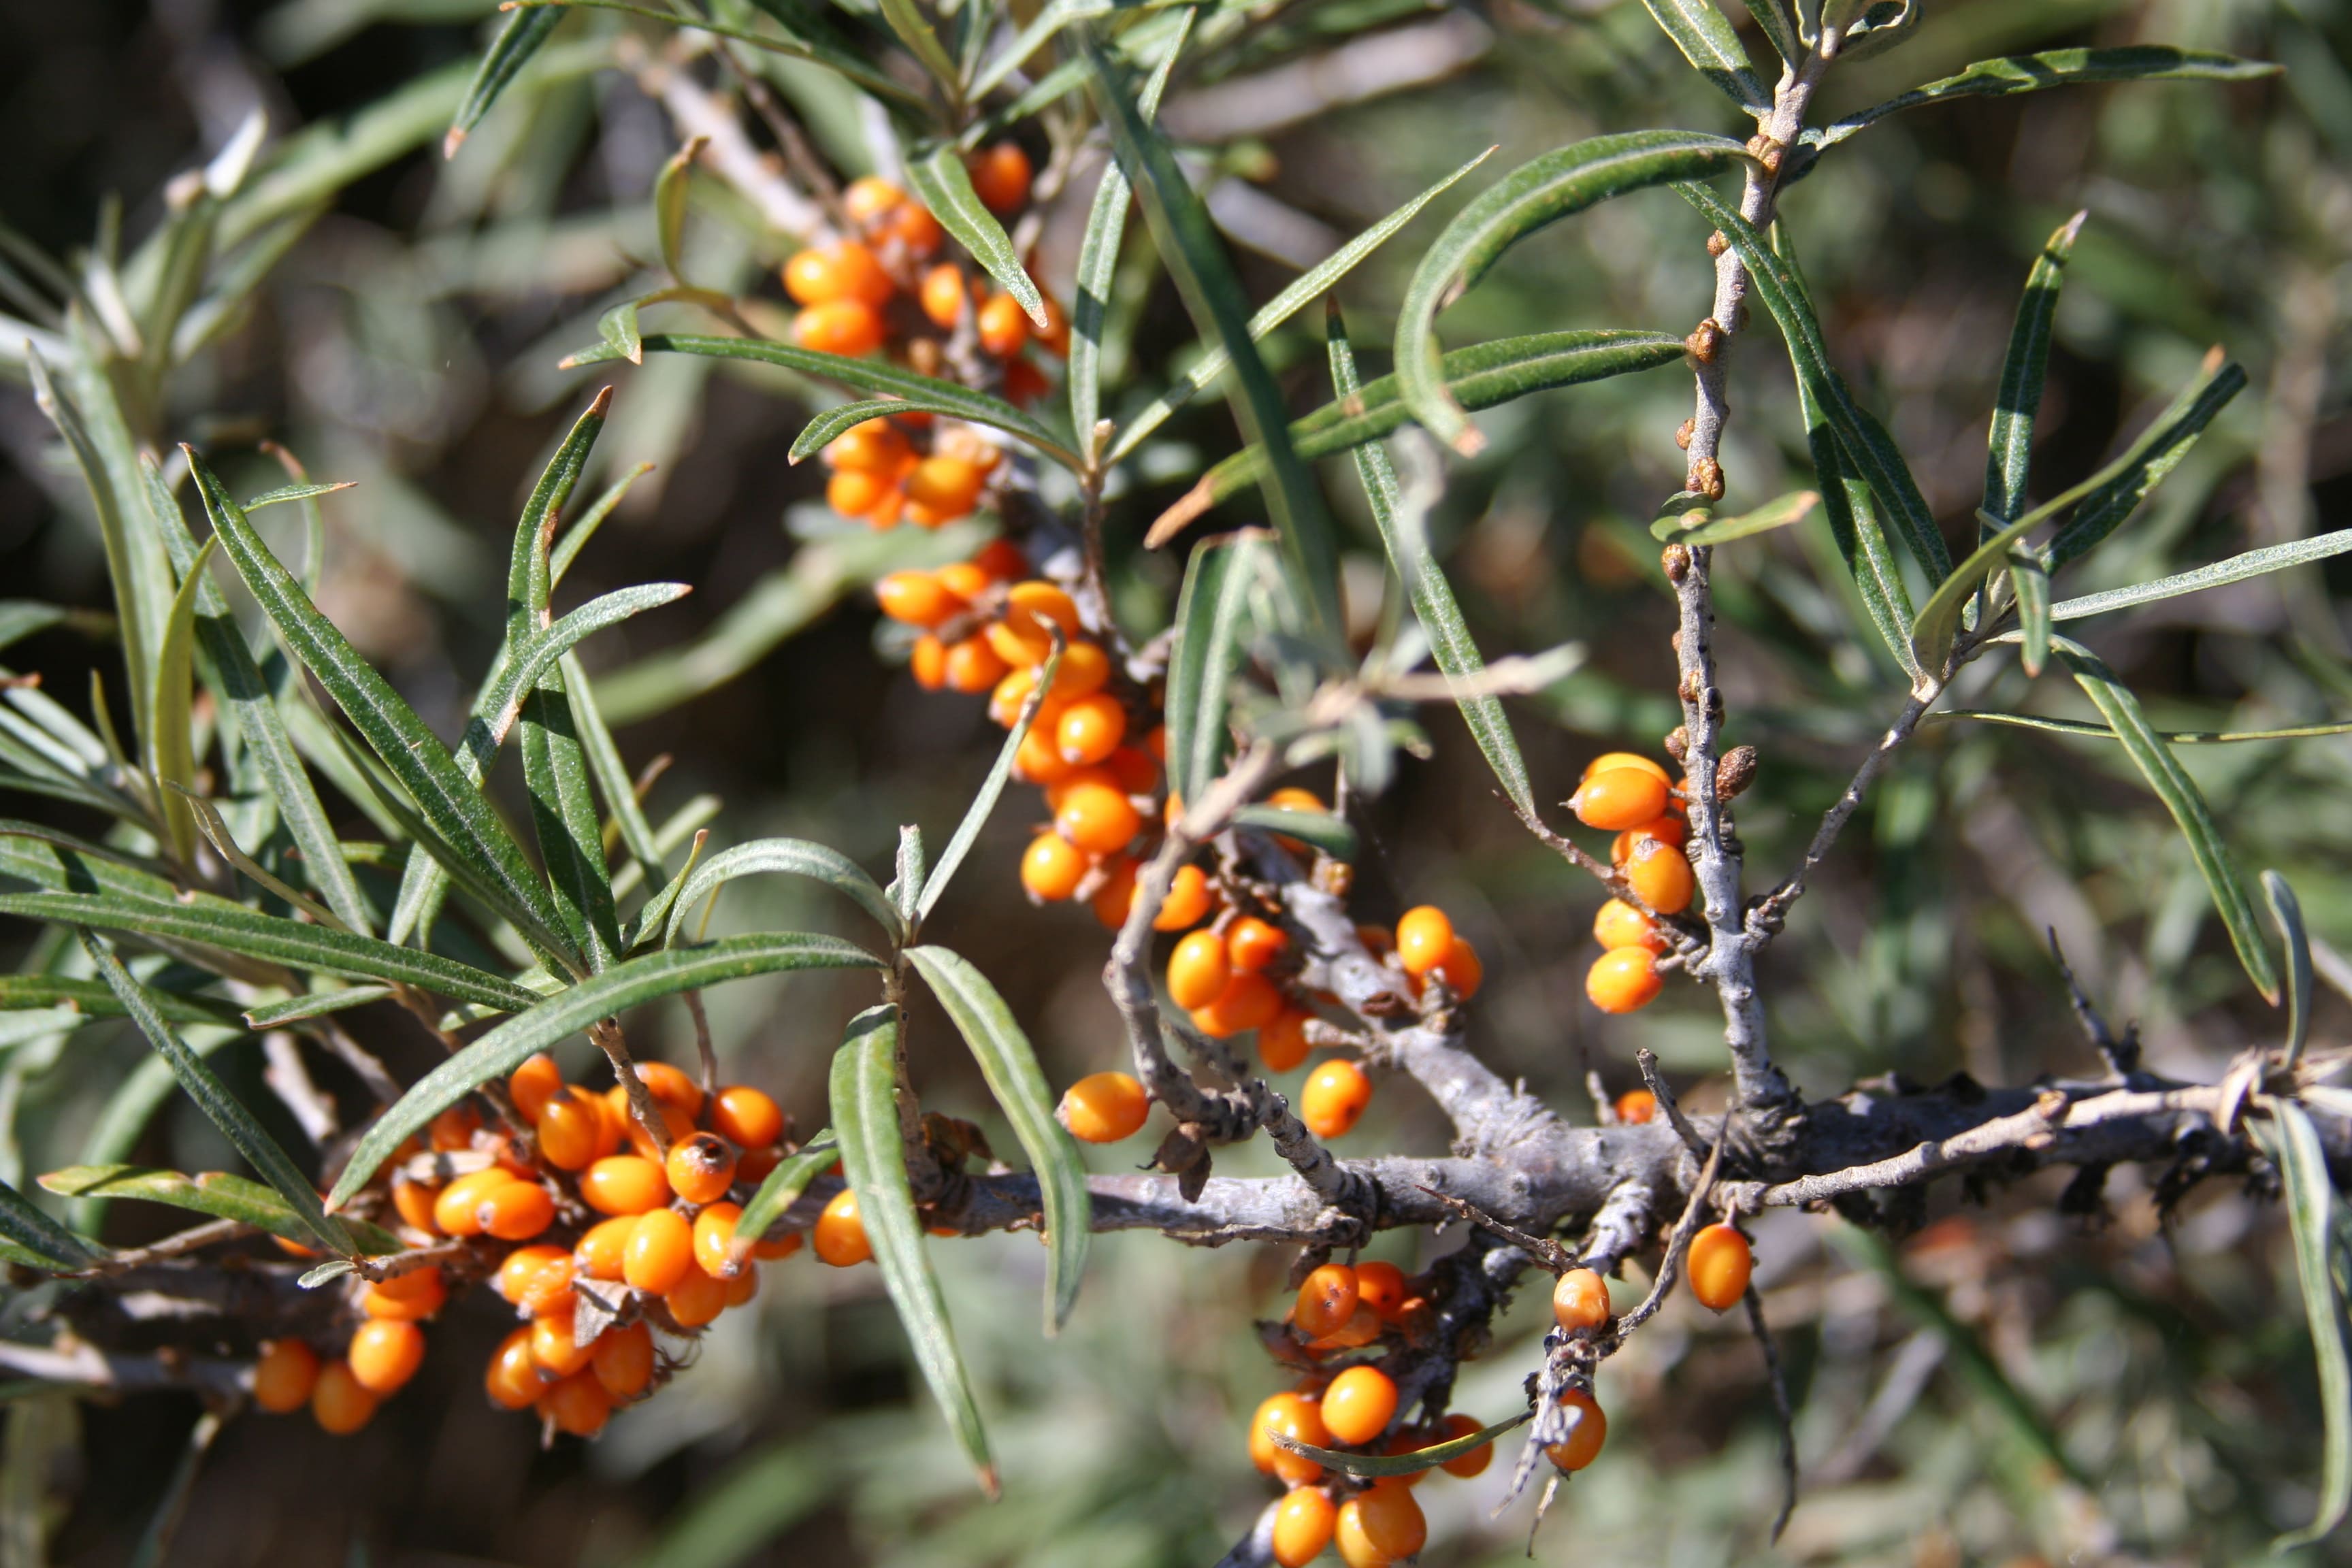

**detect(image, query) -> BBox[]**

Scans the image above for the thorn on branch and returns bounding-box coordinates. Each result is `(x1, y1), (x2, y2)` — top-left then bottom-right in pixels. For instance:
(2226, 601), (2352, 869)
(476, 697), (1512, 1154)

(1414, 1185), (1577, 1273)
(1742, 1284), (1798, 1542)
(1635, 1049), (1709, 1159)
(2047, 930), (2138, 1076)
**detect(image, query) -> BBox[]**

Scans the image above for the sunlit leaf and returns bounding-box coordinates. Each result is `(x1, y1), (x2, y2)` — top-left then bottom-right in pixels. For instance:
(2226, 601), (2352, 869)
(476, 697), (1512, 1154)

(918, 641), (1063, 924)
(2046, 531), (2351, 622)
(789, 395), (1079, 472)
(1165, 534), (1268, 811)
(904, 146), (1048, 331)
(1810, 47), (2281, 153)
(2258, 1100), (2351, 1548)
(667, 838), (902, 947)
(445, 7), (563, 159)
(1982, 212), (2085, 675)
(1635, 0), (1768, 114)
(2042, 353), (2246, 573)
(2266, 872), (2312, 1068)
(1274, 1411), (1528, 1477)
(37, 1165), (399, 1254)
(728, 1130), (836, 1269)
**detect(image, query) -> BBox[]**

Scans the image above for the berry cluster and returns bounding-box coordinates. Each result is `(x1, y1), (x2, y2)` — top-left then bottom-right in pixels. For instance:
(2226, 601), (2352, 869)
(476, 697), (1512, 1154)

(1570, 751), (1693, 1014)
(252, 1056), (796, 1437)
(1247, 1261), (1495, 1566)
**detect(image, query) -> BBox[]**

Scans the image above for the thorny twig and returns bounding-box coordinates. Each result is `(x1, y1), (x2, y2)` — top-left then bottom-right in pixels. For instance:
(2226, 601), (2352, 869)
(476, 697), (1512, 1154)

(1635, 1047), (1708, 1158)
(2048, 930), (2140, 1077)
(1743, 1284), (1798, 1542)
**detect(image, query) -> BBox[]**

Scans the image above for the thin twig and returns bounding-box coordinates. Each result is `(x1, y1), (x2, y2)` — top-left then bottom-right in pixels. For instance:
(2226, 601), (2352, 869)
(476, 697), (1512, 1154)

(1605, 1138), (1724, 1344)
(1416, 1185), (1577, 1273)
(1748, 688), (1935, 941)
(1742, 1284), (1798, 1541)
(1635, 1047), (1708, 1158)
(2046, 930), (2138, 1076)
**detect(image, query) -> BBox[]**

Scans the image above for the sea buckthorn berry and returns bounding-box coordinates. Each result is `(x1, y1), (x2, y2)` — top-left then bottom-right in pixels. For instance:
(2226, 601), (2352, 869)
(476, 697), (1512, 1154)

(508, 1053), (563, 1122)
(1554, 1268), (1612, 1332)
(1166, 929), (1232, 1010)
(934, 561), (992, 603)
(1013, 724), (1076, 785)
(919, 263), (966, 327)
(976, 293), (1029, 358)
(1294, 1264), (1360, 1339)
(814, 1188), (871, 1267)
(1571, 766), (1672, 831)
(581, 1155), (671, 1215)
(623, 1207), (696, 1295)
(876, 570), (960, 628)
(1156, 865), (1217, 930)
(622, 1099), (696, 1163)
(1300, 1059), (1372, 1139)
(843, 176), (904, 223)
(1090, 856), (1139, 929)
(1259, 1007), (1312, 1072)
(497, 1247), (570, 1311)
(1582, 751), (1673, 785)
(1021, 831), (1088, 902)
(591, 1321), (657, 1403)
(710, 1086), (784, 1151)
(1273, 1488), (1337, 1568)
(1057, 1071), (1149, 1143)
(1546, 1390), (1606, 1471)
(1056, 692), (1126, 766)
(391, 1176), (439, 1235)
(795, 298), (887, 356)
(1002, 579), (1081, 650)
(628, 1061), (703, 1117)
(431, 1168), (512, 1237)
(693, 1202), (745, 1278)
(1107, 745), (1157, 794)
(906, 455), (986, 519)
(575, 1215), (638, 1281)
(254, 1339), (319, 1413)
(1429, 937), (1483, 999)
(667, 1133), (739, 1206)
(430, 1103), (482, 1152)
(1267, 787), (1326, 814)
(1193, 971), (1281, 1039)
(1354, 1260), (1407, 1320)
(1687, 1223), (1753, 1311)
(966, 142), (1032, 213)
(539, 1085), (617, 1171)
(1322, 1365), (1399, 1446)
(480, 1179), (555, 1241)
(1626, 837), (1695, 915)
(1227, 916), (1289, 974)
(1593, 898), (1665, 952)
(1394, 906), (1455, 977)
(752, 1226), (800, 1262)
(1615, 1088), (1657, 1124)
(725, 1266), (761, 1307)
(943, 636), (1008, 693)
(1437, 1411), (1494, 1477)
(540, 1369), (613, 1437)
(866, 487), (906, 529)
(1056, 779), (1141, 856)
(1309, 1304), (1382, 1351)
(1586, 948), (1662, 1014)
(910, 634), (947, 690)
(828, 468), (890, 518)
(1612, 811), (1688, 862)
(347, 1319), (425, 1395)
(1045, 640), (1110, 700)
(826, 418), (911, 474)
(881, 197), (944, 255)
(784, 241), (893, 307)
(362, 1266), (446, 1321)
(485, 1326), (542, 1409)
(530, 1312), (597, 1379)
(666, 1265), (730, 1328)
(1337, 1485), (1426, 1565)
(1254, 1392), (1330, 1486)
(312, 1360), (379, 1435)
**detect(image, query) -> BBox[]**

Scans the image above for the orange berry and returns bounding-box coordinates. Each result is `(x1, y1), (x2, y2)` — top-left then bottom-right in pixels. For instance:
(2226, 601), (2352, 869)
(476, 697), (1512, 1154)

(1571, 767), (1671, 831)
(1091, 856), (1139, 929)
(311, 1360), (379, 1435)
(496, 1245), (570, 1310)
(943, 636), (1008, 693)
(1321, 1365), (1398, 1446)
(971, 539), (1028, 579)
(1394, 906), (1454, 977)
(987, 580), (1081, 667)
(824, 418), (912, 474)
(431, 1167), (514, 1237)
(1615, 1088), (1658, 1124)
(623, 1098), (698, 1162)
(1545, 1389), (1606, 1471)
(906, 455), (985, 519)
(485, 1325), (542, 1409)
(1267, 786), (1325, 814)
(814, 1188), (871, 1266)
(693, 1201), (746, 1278)
(1106, 745), (1157, 794)
(592, 1321), (655, 1401)
(1021, 830), (1088, 902)
(911, 634), (948, 690)
(361, 1267), (446, 1321)
(479, 1179), (555, 1241)
(429, 1103), (481, 1152)
(725, 1265), (762, 1307)
(664, 1264), (729, 1328)
(882, 200), (944, 256)
(783, 241), (893, 308)
(574, 1215), (638, 1281)
(1437, 1411), (1494, 1477)
(877, 570), (960, 628)
(1155, 864), (1217, 930)
(1554, 1267), (1612, 1332)
(977, 293), (1028, 357)
(1612, 811), (1688, 862)
(966, 142), (1032, 213)
(1259, 1007), (1312, 1072)
(1307, 1304), (1382, 1352)
(866, 487), (906, 529)
(1626, 838), (1695, 916)
(1193, 971), (1281, 1039)
(540, 1369), (613, 1437)
(666, 1133), (739, 1206)
(1252, 1391), (1330, 1486)
(710, 1085), (784, 1151)
(843, 176), (905, 224)
(826, 467), (889, 518)
(1272, 1488), (1337, 1568)
(1581, 751), (1671, 785)
(1294, 1264), (1359, 1339)
(1056, 779), (1141, 856)
(1586, 948), (1662, 1014)
(623, 1207), (696, 1294)
(795, 299), (887, 357)
(1057, 1071), (1149, 1143)
(391, 1176), (439, 1235)
(1686, 1223), (1752, 1311)
(581, 1154), (672, 1215)
(625, 1061), (702, 1117)
(1166, 929), (1232, 1010)
(1354, 1260), (1407, 1320)
(347, 1319), (425, 1395)
(1428, 936), (1483, 999)
(1013, 723), (1075, 785)
(1226, 916), (1289, 974)
(1056, 692), (1127, 766)
(919, 263), (966, 327)
(1300, 1059), (1371, 1139)
(529, 1311), (596, 1379)
(253, 1338), (319, 1414)
(1336, 1484), (1425, 1564)
(538, 1085), (618, 1171)
(1592, 898), (1665, 952)
(508, 1053), (563, 1122)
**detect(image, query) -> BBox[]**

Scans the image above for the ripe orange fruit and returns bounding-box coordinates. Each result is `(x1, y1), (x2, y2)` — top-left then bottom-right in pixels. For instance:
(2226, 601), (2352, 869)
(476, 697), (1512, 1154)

(495, 1245), (570, 1311)
(1166, 928), (1231, 1010)
(592, 1321), (656, 1401)
(1021, 831), (1088, 902)
(825, 418), (912, 474)
(485, 1325), (542, 1409)
(881, 200), (944, 256)
(1686, 1223), (1752, 1311)
(630, 1061), (704, 1117)
(311, 1360), (379, 1434)
(429, 1102), (481, 1152)
(1056, 692), (1126, 766)
(783, 241), (894, 307)
(253, 1339), (319, 1414)
(478, 1178), (555, 1241)
(843, 176), (905, 223)
(529, 1311), (596, 1379)
(1090, 855), (1139, 929)
(1307, 1304), (1382, 1351)
(1034, 292), (1070, 356)
(1592, 898), (1665, 951)
(693, 1201), (745, 1277)
(361, 1265), (446, 1321)
(624, 1207), (696, 1294)
(796, 299), (887, 356)
(1615, 1088), (1658, 1124)
(1612, 811), (1688, 862)
(1252, 1391), (1330, 1486)
(1546, 1389), (1606, 1471)
(347, 1319), (425, 1394)
(431, 1168), (515, 1237)
(1553, 1267), (1611, 1332)
(1321, 1365), (1399, 1446)
(1055, 779), (1141, 856)
(1271, 1488), (1337, 1568)
(581, 1155), (672, 1215)
(1428, 936), (1483, 999)
(828, 468), (891, 518)
(1155, 864), (1217, 930)
(976, 293), (1028, 357)
(876, 570), (962, 628)
(1571, 767), (1672, 831)
(709, 1087), (783, 1151)
(1586, 948), (1662, 1014)
(919, 262), (966, 327)
(966, 142), (1032, 212)
(911, 634), (947, 690)
(666, 1265), (729, 1328)
(1300, 1059), (1371, 1139)
(1267, 786), (1325, 813)
(540, 1369), (613, 1437)
(724, 1265), (762, 1307)
(1436, 1411), (1494, 1477)
(574, 1214), (638, 1281)
(666, 1133), (739, 1206)
(1294, 1264), (1359, 1338)
(1354, 1260), (1407, 1320)
(1336, 1486), (1425, 1564)
(621, 1097), (697, 1162)
(1226, 916), (1289, 973)
(390, 1176), (439, 1235)
(987, 581), (1082, 666)
(508, 1053), (562, 1122)
(1394, 906), (1454, 977)
(1192, 972), (1282, 1039)
(942, 635), (1008, 693)
(1626, 837), (1695, 915)
(1057, 1071), (1149, 1143)
(1582, 751), (1671, 785)
(1259, 1007), (1312, 1072)
(538, 1085), (619, 1170)
(814, 1188), (871, 1266)
(907, 455), (986, 519)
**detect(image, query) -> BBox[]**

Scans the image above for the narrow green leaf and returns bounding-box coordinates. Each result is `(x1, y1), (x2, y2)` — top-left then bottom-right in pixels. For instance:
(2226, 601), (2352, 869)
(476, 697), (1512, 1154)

(2044, 355), (2247, 572)
(511, 0), (928, 112)
(904, 947), (1090, 1333)
(1165, 534), (1267, 810)
(2259, 1100), (2351, 1549)
(37, 1165), (399, 1254)
(240, 481), (355, 517)
(728, 1130), (838, 1267)
(2054, 638), (2278, 1001)
(2014, 554), (2053, 679)
(551, 463), (655, 589)
(875, 0), (961, 95)
(917, 641), (1063, 924)
(150, 536), (216, 868)
(1910, 510), (2041, 676)
(1739, 0), (1801, 67)
(1792, 330), (1917, 676)
(522, 672), (622, 970)
(1393, 133), (1745, 454)
(178, 788), (345, 930)
(80, 931), (355, 1257)
(0, 604), (72, 655)
(445, 7), (563, 159)
(904, 147), (1047, 331)
(668, 839), (902, 947)
(830, 1006), (997, 1494)
(1654, 489), (1821, 545)
(889, 826), (924, 930)
(1982, 213), (2085, 527)
(2266, 872), (2312, 1068)
(790, 395), (1079, 472)
(0, 975), (242, 1029)
(562, 651), (664, 889)
(328, 932), (883, 1205)
(2048, 533), (2351, 625)
(1812, 48), (2282, 152)
(1080, 29), (1341, 646)
(1275, 1411), (1529, 1477)
(241, 986), (393, 1029)
(1932, 711), (2352, 745)
(1107, 146), (1499, 468)
(1229, 804), (1358, 860)
(0, 1178), (95, 1269)
(1636, 0), (1769, 114)
(655, 137), (698, 280)
(0, 891), (538, 1013)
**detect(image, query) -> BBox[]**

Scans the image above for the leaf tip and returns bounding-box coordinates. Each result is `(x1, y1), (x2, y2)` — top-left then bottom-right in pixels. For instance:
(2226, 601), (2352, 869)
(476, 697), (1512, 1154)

(587, 384), (616, 417)
(1144, 478), (1215, 549)
(977, 1464), (1002, 1501)
(442, 127), (468, 161)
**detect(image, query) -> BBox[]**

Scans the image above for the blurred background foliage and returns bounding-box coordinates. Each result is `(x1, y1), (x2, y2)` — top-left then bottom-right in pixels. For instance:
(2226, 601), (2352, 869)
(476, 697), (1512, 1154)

(0, 0), (2349, 1562)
